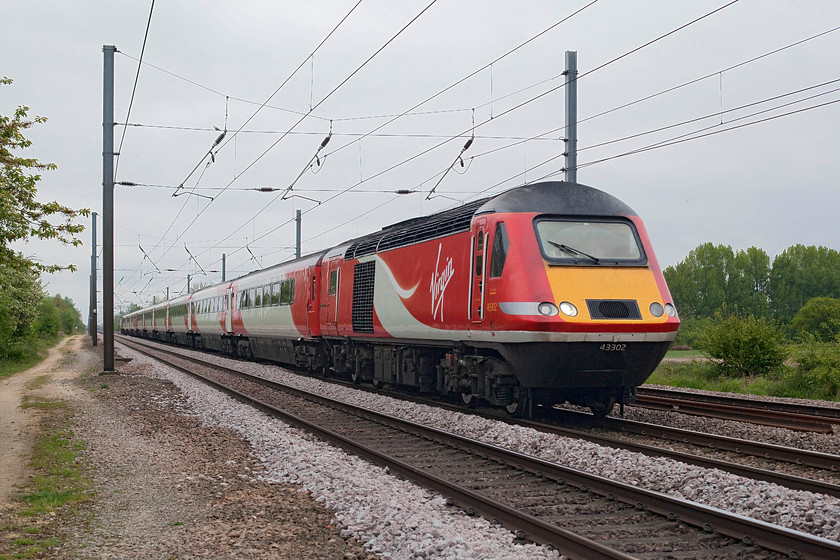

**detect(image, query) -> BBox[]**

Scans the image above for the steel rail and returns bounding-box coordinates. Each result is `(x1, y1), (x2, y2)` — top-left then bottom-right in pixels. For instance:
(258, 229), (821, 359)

(512, 417), (840, 498)
(633, 394), (834, 433)
(118, 336), (840, 560)
(638, 387), (840, 422)
(586, 414), (840, 472)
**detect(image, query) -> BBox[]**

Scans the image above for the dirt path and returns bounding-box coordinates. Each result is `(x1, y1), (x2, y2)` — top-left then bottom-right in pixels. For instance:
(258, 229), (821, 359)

(0, 336), (375, 559)
(0, 336), (83, 507)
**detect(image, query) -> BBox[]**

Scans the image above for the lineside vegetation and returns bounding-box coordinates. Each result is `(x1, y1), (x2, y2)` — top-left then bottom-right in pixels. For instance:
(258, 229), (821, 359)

(1, 77), (88, 373)
(658, 243), (840, 401)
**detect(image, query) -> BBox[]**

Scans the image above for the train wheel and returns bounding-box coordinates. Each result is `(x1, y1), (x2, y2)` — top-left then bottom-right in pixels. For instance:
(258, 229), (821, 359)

(459, 391), (477, 408)
(588, 397), (616, 418)
(504, 395), (528, 418)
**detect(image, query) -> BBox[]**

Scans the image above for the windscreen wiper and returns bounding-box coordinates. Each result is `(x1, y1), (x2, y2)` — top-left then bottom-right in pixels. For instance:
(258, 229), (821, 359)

(547, 241), (600, 264)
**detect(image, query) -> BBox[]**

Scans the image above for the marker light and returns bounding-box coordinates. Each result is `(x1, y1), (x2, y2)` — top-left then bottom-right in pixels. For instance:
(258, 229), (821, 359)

(649, 302), (664, 317)
(664, 303), (677, 317)
(538, 302), (559, 316)
(558, 301), (578, 317)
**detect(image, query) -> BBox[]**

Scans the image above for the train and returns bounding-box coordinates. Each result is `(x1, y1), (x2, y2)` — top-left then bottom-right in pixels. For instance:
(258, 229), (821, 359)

(121, 181), (679, 417)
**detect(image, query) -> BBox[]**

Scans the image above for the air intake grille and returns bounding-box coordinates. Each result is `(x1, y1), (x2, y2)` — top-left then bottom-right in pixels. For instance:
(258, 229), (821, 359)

(352, 261), (376, 333)
(586, 299), (641, 320)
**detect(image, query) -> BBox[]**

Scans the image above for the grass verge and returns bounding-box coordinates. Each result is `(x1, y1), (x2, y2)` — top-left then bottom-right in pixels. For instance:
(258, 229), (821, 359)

(648, 352), (840, 401)
(0, 399), (91, 559)
(0, 336), (62, 381)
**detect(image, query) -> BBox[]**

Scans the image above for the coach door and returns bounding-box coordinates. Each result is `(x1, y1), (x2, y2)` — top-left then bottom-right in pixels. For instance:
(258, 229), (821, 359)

(471, 218), (487, 323)
(224, 288), (233, 332)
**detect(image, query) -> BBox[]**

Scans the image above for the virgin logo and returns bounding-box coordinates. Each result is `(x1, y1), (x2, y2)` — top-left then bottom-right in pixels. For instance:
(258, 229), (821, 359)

(430, 243), (455, 321)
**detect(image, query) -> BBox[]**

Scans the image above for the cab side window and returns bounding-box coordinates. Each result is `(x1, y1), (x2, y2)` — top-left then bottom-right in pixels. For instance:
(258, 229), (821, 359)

(329, 270), (338, 296)
(489, 222), (509, 278)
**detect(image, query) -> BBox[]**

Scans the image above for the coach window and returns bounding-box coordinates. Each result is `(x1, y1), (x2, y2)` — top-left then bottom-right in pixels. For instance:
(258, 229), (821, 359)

(271, 283), (281, 305)
(254, 288), (261, 307)
(263, 285), (271, 307)
(489, 222), (509, 278)
(280, 279), (291, 305)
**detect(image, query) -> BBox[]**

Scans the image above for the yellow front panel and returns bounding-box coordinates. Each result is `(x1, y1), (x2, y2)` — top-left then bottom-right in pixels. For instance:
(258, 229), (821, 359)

(544, 265), (668, 324)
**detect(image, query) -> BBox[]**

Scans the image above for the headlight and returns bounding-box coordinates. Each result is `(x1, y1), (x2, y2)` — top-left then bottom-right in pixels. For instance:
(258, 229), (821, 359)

(558, 301), (578, 317)
(664, 303), (677, 317)
(649, 302), (664, 317)
(538, 302), (559, 316)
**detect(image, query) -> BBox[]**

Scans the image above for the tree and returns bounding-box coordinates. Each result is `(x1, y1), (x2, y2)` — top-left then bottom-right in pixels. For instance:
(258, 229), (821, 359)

(34, 297), (62, 337)
(792, 297), (840, 343)
(1, 77), (89, 273)
(664, 243), (770, 320)
(0, 262), (44, 358)
(664, 243), (733, 319)
(727, 246), (771, 318)
(769, 245), (840, 323)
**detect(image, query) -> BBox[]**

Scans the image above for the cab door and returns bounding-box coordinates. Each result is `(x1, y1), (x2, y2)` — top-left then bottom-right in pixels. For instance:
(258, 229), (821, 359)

(320, 258), (340, 336)
(306, 267), (321, 336)
(471, 219), (487, 323)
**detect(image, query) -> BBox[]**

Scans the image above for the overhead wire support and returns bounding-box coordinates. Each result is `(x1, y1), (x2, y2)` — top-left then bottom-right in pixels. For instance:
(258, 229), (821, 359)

(173, 127), (226, 199)
(426, 132), (474, 200)
(279, 126), (332, 201)
(138, 244), (161, 273)
(184, 244), (207, 276)
(246, 239), (263, 269)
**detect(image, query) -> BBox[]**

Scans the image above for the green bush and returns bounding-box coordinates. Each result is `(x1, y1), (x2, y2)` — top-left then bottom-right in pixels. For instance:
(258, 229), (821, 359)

(781, 341), (840, 400)
(700, 311), (788, 377)
(792, 297), (840, 343)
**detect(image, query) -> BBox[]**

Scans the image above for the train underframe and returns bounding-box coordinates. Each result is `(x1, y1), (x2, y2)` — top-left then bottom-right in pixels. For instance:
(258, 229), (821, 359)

(123, 328), (667, 418)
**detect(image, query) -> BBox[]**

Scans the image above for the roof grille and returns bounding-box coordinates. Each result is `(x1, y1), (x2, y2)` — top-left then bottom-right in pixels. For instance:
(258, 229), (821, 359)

(586, 299), (641, 320)
(344, 197), (490, 260)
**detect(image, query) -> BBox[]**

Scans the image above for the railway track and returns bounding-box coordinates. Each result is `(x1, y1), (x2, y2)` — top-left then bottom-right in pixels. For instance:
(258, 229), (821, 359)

(331, 383), (840, 498)
(321, 373), (840, 496)
(633, 387), (839, 433)
(117, 336), (840, 560)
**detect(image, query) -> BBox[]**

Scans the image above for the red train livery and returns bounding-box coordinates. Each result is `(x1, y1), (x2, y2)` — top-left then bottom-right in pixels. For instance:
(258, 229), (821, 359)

(122, 181), (679, 416)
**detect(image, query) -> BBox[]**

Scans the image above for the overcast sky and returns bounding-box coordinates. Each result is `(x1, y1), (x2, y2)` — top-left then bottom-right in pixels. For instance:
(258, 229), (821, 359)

(3, 0), (839, 320)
